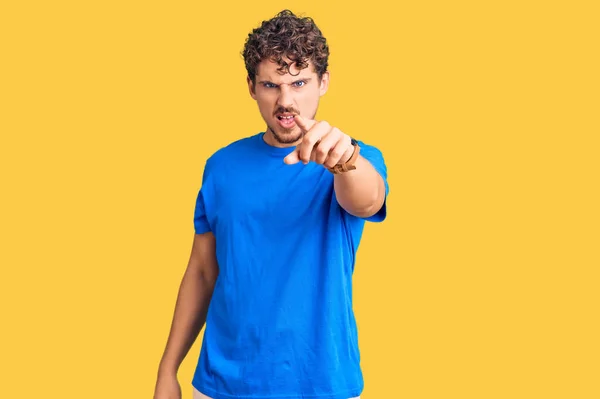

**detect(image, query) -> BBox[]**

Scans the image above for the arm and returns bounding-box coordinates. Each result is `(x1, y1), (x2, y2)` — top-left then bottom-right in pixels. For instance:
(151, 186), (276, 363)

(156, 231), (219, 378)
(333, 154), (386, 218)
(283, 115), (387, 219)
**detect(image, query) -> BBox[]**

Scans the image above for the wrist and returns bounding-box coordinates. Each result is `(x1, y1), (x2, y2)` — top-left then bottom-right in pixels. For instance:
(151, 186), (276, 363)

(328, 138), (360, 174)
(158, 361), (179, 378)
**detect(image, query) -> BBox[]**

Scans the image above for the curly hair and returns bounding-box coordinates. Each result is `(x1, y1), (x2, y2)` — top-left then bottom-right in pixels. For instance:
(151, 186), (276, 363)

(242, 10), (330, 84)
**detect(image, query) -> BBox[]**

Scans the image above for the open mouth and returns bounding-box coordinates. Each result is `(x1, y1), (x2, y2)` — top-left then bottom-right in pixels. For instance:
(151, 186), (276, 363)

(276, 114), (296, 120)
(276, 113), (297, 128)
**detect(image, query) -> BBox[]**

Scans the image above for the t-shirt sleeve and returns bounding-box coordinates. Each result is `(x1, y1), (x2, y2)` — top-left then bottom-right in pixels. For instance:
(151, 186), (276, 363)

(356, 140), (389, 223)
(193, 158), (214, 234)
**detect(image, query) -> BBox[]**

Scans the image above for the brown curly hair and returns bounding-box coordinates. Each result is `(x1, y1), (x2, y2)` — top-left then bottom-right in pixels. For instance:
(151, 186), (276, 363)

(242, 10), (330, 84)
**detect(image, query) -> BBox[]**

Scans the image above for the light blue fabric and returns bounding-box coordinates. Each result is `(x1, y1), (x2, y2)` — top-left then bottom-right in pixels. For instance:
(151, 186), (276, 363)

(191, 132), (389, 399)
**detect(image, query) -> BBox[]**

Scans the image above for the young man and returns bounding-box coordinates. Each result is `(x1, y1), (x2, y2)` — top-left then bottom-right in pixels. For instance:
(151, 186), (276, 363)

(153, 10), (389, 399)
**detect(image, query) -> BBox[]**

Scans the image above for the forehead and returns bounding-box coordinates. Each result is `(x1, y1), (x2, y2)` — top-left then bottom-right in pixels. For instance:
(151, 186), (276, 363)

(256, 57), (317, 82)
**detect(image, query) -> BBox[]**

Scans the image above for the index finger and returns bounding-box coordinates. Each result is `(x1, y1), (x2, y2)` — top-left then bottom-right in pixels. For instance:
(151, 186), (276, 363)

(294, 114), (316, 133)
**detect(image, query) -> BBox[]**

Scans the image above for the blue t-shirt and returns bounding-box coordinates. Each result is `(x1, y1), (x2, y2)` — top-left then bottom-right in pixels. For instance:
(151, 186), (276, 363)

(191, 132), (389, 399)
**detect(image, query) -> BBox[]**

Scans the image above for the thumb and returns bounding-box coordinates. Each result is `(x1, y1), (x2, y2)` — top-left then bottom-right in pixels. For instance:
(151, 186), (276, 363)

(283, 147), (300, 164)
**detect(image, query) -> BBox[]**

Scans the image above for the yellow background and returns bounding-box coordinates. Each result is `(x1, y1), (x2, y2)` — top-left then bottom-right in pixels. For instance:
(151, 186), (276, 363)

(1, 0), (598, 398)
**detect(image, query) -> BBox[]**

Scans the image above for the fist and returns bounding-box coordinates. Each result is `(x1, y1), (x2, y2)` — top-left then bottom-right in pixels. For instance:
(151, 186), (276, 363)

(283, 115), (354, 169)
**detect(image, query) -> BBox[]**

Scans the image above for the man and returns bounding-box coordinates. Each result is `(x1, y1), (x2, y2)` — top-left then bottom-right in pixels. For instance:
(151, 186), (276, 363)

(153, 9), (389, 399)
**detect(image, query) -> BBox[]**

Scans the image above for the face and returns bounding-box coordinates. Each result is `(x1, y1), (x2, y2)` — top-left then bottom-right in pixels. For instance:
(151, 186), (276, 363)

(248, 57), (329, 146)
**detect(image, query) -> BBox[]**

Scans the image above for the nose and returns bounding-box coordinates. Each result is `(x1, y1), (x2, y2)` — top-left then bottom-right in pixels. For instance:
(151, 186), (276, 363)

(276, 84), (294, 108)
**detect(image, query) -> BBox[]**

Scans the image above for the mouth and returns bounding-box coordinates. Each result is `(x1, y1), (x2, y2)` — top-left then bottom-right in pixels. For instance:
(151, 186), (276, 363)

(275, 113), (297, 129)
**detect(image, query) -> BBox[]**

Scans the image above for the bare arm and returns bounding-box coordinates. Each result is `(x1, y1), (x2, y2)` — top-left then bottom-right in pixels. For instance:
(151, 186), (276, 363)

(156, 232), (219, 378)
(333, 155), (386, 218)
(283, 115), (386, 218)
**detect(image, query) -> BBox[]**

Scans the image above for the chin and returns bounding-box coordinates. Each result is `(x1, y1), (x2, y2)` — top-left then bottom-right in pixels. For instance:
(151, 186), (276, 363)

(269, 126), (302, 144)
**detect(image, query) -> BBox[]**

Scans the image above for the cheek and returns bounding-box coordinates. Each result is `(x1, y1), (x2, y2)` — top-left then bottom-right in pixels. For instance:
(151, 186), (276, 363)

(256, 97), (274, 113)
(297, 90), (320, 110)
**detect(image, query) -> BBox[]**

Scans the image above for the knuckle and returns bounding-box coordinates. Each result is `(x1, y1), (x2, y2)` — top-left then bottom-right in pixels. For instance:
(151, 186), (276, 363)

(331, 149), (344, 159)
(316, 146), (328, 157)
(318, 120), (331, 129)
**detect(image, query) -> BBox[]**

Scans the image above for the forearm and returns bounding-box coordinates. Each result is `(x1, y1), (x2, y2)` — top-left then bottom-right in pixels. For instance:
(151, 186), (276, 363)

(333, 155), (385, 218)
(157, 269), (215, 377)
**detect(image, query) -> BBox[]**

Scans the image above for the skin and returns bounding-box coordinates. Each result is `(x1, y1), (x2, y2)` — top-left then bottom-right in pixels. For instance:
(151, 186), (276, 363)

(247, 57), (327, 147)
(249, 57), (386, 218)
(154, 55), (386, 399)
(154, 232), (218, 399)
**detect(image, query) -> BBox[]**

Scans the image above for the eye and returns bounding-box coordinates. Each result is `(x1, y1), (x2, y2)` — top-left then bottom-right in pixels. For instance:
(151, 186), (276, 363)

(293, 80), (306, 87)
(263, 82), (277, 89)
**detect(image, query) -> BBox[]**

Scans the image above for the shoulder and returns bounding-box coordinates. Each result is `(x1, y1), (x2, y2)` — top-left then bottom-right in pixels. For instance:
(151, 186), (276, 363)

(356, 139), (385, 156)
(355, 138), (387, 170)
(204, 133), (261, 170)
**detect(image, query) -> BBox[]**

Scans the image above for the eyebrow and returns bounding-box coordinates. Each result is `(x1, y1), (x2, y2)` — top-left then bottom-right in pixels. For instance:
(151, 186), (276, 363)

(257, 78), (312, 85)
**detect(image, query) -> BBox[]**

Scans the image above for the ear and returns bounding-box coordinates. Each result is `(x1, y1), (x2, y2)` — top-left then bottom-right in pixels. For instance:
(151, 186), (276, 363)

(319, 71), (330, 96)
(247, 76), (257, 100)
